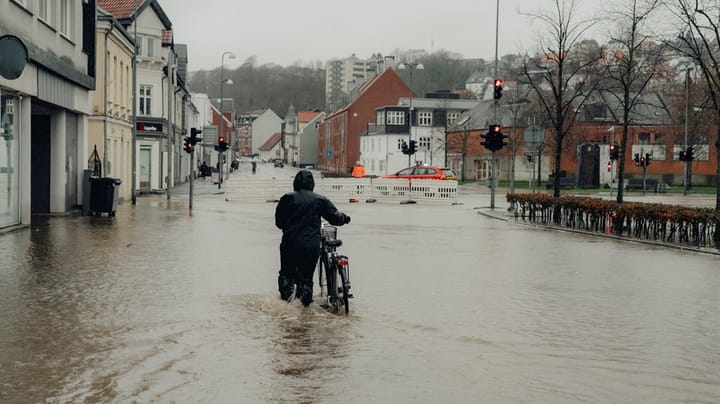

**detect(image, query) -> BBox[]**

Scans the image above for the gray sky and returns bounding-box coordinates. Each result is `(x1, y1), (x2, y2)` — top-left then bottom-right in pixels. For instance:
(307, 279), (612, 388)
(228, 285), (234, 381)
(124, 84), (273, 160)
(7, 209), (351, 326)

(160, 0), (597, 71)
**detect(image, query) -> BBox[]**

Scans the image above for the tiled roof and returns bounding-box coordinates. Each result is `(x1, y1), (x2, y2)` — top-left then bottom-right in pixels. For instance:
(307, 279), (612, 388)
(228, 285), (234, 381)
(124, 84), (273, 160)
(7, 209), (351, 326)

(297, 111), (320, 124)
(258, 133), (282, 151)
(97, 0), (141, 19)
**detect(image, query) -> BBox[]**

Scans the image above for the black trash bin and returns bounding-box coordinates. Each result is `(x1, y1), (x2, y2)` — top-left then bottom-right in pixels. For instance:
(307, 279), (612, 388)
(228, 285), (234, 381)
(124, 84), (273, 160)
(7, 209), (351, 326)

(89, 177), (122, 216)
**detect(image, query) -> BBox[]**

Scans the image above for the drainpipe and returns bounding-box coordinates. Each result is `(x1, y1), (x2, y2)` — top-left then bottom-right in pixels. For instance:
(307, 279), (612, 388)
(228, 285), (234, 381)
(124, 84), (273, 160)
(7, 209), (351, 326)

(103, 21), (115, 177)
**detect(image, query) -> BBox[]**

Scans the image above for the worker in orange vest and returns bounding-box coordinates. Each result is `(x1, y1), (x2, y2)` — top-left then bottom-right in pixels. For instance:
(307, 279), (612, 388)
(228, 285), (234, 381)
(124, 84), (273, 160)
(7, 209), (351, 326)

(351, 161), (366, 178)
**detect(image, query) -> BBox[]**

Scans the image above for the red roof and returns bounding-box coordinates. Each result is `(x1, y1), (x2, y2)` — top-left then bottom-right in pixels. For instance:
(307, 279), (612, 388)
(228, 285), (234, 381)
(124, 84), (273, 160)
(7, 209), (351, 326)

(258, 133), (282, 151)
(297, 111), (320, 124)
(97, 0), (141, 18)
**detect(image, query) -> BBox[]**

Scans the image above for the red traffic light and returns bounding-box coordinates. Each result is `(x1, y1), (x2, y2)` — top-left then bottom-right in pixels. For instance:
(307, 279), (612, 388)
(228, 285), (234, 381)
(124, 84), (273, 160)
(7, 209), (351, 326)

(493, 79), (504, 100)
(491, 124), (502, 133)
(218, 136), (225, 143)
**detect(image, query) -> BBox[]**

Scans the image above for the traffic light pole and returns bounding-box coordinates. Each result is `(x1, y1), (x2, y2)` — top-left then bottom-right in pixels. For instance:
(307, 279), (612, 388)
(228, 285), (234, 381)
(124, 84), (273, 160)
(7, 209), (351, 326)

(490, 0), (500, 209)
(189, 149), (194, 211)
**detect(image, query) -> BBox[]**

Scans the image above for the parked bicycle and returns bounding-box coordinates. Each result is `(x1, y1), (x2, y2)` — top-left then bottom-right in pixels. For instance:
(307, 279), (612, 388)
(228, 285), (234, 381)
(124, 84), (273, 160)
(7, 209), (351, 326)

(318, 222), (352, 314)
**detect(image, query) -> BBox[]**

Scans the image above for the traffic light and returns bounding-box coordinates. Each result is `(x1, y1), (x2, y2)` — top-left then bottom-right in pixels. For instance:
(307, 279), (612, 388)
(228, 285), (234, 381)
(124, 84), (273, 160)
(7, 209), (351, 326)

(483, 124), (505, 151)
(217, 136), (228, 153)
(607, 161), (612, 171)
(408, 140), (417, 155)
(526, 154), (533, 163)
(401, 141), (409, 154)
(645, 153), (652, 166)
(609, 144), (619, 160)
(687, 146), (694, 161)
(493, 128), (508, 151)
(493, 79), (504, 100)
(183, 136), (193, 154)
(633, 153), (640, 166)
(679, 149), (687, 161)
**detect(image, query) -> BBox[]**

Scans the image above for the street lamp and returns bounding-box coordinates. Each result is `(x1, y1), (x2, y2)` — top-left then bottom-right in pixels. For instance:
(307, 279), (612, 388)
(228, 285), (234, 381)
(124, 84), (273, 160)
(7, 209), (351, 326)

(218, 51), (236, 188)
(398, 62), (423, 166)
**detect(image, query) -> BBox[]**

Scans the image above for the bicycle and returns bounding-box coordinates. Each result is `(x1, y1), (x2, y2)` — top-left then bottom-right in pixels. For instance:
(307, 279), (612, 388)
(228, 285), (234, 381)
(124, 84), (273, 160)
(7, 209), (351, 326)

(318, 222), (352, 314)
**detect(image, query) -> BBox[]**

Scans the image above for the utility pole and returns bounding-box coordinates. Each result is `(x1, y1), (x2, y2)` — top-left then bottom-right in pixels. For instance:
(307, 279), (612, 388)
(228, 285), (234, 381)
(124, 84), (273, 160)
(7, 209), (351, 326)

(491, 0), (500, 209)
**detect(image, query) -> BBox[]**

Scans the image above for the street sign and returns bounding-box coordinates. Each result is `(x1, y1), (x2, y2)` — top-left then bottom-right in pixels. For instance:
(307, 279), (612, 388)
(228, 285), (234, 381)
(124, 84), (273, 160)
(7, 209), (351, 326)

(524, 125), (544, 147)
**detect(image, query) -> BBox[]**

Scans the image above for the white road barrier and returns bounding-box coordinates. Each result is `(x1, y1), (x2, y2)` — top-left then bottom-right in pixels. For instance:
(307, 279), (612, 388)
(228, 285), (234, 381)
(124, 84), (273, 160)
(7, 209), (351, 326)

(224, 177), (458, 204)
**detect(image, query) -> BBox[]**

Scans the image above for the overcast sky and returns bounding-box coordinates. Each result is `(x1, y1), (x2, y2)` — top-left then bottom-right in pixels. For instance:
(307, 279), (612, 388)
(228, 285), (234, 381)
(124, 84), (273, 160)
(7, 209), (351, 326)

(159, 0), (600, 71)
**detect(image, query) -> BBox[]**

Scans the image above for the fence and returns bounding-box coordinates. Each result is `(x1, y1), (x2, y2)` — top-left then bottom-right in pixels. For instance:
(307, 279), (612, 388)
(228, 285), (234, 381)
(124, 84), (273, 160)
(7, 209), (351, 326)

(224, 177), (458, 204)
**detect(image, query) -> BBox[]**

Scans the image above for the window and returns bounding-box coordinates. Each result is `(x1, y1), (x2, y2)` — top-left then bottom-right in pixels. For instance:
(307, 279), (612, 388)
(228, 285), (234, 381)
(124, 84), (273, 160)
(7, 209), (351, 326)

(447, 112), (460, 126)
(376, 110), (385, 125)
(418, 111), (432, 126)
(59, 0), (69, 35)
(636, 132), (650, 145)
(397, 139), (405, 151)
(387, 111), (404, 125)
(139, 85), (152, 115)
(419, 137), (430, 149)
(146, 37), (155, 58)
(38, 0), (49, 21)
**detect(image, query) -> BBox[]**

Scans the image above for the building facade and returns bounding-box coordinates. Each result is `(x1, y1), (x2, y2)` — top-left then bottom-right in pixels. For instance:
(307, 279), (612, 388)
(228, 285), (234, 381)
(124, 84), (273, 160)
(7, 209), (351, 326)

(1, 0), (97, 230)
(318, 67), (413, 174)
(89, 8), (135, 201)
(363, 97), (479, 176)
(324, 54), (379, 112)
(99, 0), (187, 194)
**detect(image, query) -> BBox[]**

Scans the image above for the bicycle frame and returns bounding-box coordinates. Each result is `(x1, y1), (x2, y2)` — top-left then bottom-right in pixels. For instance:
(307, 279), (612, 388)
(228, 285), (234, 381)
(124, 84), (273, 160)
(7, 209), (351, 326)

(318, 223), (351, 314)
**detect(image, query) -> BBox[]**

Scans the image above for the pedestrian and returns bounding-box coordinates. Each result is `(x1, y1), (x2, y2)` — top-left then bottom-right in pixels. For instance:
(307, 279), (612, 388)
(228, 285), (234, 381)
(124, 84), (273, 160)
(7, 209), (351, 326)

(274, 170), (351, 306)
(251, 161), (257, 174)
(200, 161), (208, 179)
(351, 160), (365, 178)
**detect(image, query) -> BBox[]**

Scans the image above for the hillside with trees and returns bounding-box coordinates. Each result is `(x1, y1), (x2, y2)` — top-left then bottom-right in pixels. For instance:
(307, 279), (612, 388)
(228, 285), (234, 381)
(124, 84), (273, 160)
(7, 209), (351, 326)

(187, 50), (490, 116)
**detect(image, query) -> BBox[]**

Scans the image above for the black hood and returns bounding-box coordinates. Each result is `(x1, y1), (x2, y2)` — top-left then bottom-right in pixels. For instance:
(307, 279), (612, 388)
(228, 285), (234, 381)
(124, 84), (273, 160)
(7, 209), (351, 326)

(293, 170), (315, 191)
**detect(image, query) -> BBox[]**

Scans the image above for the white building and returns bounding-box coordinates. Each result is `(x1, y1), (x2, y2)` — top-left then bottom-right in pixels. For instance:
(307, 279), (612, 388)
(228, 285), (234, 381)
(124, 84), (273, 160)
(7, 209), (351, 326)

(361, 97), (479, 176)
(0, 0), (97, 230)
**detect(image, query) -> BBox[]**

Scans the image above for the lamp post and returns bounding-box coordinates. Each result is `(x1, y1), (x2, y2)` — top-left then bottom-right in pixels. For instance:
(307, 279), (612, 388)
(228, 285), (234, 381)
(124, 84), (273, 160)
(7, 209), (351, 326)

(398, 62), (423, 166)
(218, 51), (236, 189)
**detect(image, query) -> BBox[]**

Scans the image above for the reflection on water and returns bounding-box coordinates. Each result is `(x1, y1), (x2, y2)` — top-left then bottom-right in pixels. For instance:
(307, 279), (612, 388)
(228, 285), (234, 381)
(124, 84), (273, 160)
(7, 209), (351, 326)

(1, 197), (719, 403)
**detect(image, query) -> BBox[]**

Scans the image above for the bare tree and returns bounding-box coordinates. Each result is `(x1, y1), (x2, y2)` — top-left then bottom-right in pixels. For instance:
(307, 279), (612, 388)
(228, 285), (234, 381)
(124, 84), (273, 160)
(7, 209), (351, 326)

(602, 0), (664, 203)
(667, 0), (720, 213)
(522, 0), (603, 208)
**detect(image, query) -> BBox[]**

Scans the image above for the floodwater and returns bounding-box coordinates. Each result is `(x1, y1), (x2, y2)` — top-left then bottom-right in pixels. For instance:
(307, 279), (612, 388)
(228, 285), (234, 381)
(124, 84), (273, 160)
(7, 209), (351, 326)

(1, 173), (719, 403)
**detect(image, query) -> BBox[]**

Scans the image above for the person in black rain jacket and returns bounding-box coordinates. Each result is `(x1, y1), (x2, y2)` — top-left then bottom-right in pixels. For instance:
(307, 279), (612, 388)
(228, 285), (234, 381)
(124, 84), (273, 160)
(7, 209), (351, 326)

(275, 170), (351, 305)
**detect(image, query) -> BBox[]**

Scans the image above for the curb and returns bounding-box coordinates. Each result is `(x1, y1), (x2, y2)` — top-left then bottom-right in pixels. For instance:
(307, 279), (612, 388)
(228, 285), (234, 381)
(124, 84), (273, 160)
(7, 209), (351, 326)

(476, 209), (720, 257)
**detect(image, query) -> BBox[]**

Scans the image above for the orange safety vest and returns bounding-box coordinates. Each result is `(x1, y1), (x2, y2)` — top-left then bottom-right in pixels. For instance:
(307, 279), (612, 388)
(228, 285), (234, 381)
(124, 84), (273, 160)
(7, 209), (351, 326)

(352, 165), (365, 178)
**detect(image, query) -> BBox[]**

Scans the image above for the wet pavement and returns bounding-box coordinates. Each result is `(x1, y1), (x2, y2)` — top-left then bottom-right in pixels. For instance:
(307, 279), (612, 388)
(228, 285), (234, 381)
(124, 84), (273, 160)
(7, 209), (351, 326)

(1, 163), (719, 403)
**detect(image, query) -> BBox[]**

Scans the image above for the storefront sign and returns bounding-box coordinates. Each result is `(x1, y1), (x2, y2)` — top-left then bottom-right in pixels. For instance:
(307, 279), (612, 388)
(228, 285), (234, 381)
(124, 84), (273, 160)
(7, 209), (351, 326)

(137, 122), (163, 132)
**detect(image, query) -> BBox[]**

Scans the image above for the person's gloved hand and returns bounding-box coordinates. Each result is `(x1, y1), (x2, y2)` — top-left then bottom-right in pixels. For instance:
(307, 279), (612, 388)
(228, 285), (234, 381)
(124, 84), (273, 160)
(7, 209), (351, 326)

(344, 215), (351, 224)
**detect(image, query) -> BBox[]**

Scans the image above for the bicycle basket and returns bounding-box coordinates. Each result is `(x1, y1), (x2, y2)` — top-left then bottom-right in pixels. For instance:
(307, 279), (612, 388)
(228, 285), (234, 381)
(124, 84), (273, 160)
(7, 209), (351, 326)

(321, 225), (337, 241)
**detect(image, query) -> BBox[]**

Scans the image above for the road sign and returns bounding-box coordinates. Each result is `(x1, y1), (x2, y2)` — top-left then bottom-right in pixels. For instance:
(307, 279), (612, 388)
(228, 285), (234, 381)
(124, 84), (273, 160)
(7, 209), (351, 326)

(524, 125), (544, 147)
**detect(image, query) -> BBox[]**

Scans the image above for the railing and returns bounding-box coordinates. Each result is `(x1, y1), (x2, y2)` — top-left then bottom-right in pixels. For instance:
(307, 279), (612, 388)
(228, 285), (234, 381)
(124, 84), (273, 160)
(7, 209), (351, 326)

(507, 193), (720, 250)
(224, 177), (458, 204)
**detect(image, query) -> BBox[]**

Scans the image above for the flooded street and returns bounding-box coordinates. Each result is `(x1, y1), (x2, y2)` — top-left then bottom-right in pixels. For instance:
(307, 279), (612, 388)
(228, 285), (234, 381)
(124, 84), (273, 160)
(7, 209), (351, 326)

(1, 168), (719, 403)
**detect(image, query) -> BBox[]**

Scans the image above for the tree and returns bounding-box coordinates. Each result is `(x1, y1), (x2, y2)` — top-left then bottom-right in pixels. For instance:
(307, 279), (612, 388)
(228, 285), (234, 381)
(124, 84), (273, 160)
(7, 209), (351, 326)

(522, 0), (603, 211)
(667, 0), (720, 214)
(602, 0), (664, 203)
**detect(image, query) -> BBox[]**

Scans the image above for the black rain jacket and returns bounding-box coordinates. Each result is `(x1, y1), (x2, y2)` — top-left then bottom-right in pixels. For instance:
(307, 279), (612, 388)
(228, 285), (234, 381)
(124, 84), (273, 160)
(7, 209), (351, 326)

(275, 170), (348, 252)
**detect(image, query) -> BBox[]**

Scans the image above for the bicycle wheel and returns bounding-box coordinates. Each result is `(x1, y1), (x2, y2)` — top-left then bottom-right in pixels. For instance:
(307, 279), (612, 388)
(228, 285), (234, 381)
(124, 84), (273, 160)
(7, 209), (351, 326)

(338, 263), (350, 314)
(324, 260), (340, 313)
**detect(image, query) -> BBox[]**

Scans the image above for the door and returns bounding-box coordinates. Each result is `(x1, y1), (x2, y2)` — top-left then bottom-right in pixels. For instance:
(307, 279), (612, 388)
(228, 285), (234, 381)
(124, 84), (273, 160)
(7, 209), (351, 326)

(139, 147), (151, 191)
(31, 115), (51, 213)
